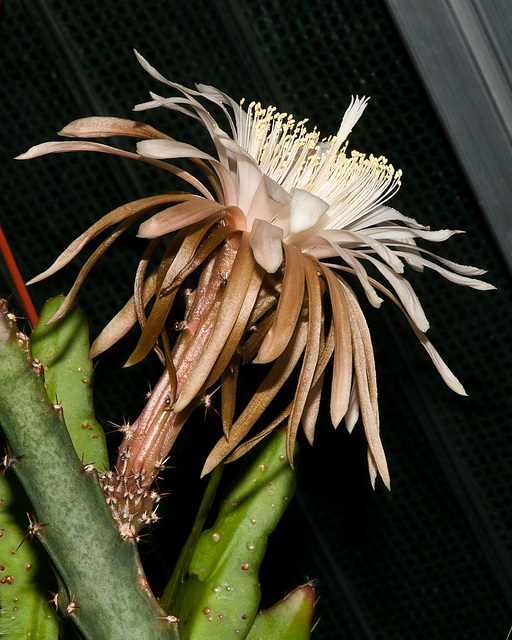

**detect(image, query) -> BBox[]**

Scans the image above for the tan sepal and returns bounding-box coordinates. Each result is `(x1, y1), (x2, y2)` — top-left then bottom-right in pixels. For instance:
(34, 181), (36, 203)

(27, 194), (192, 287)
(204, 264), (264, 391)
(46, 214), (145, 325)
(138, 199), (227, 238)
(341, 281), (389, 490)
(173, 232), (256, 413)
(224, 407), (292, 463)
(125, 217), (218, 367)
(254, 243), (305, 364)
(220, 352), (241, 438)
(59, 116), (171, 140)
(286, 257), (323, 463)
(90, 271), (158, 358)
(159, 224), (234, 298)
(301, 313), (335, 445)
(241, 309), (276, 364)
(201, 310), (308, 476)
(320, 266), (353, 427)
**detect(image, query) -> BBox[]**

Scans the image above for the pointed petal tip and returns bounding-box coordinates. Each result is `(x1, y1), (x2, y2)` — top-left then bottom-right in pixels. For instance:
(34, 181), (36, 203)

(89, 344), (101, 359)
(14, 150), (32, 160)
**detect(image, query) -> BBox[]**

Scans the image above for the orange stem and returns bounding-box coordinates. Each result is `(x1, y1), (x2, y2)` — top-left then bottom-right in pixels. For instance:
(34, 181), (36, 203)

(0, 223), (39, 328)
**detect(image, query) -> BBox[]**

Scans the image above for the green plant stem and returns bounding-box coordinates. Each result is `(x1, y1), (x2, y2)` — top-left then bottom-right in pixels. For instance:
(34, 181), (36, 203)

(0, 302), (179, 640)
(160, 463), (224, 612)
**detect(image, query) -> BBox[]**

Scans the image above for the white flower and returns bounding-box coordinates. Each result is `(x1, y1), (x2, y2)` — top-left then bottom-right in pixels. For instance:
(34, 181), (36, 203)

(17, 52), (494, 488)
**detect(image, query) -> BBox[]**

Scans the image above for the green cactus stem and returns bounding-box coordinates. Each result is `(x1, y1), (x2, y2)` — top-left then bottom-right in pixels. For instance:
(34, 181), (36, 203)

(174, 427), (298, 640)
(0, 472), (60, 639)
(246, 584), (315, 640)
(0, 301), (179, 640)
(30, 296), (108, 473)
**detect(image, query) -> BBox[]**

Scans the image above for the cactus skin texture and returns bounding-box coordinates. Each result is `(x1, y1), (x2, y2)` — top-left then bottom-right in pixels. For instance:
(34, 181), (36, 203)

(1, 296), (105, 639)
(245, 584), (315, 640)
(30, 296), (108, 473)
(0, 472), (60, 639)
(0, 301), (179, 640)
(175, 428), (300, 640)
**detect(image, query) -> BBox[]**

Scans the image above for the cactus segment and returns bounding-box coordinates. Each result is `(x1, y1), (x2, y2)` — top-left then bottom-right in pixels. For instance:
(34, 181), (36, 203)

(0, 472), (60, 639)
(245, 584), (315, 640)
(30, 296), (109, 473)
(175, 428), (297, 640)
(0, 301), (179, 640)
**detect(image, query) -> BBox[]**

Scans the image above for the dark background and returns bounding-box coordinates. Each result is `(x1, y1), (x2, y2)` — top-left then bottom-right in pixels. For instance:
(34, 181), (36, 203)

(1, 1), (511, 638)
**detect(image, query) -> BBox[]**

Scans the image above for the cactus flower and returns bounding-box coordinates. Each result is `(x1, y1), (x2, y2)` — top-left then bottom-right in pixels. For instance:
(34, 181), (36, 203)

(17, 52), (493, 500)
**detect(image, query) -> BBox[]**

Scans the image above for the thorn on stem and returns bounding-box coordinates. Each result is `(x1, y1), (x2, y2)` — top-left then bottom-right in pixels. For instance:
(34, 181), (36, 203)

(1, 447), (24, 475)
(16, 513), (48, 551)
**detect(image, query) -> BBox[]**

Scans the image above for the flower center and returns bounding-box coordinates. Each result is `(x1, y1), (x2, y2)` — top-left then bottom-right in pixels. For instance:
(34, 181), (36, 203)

(240, 100), (403, 231)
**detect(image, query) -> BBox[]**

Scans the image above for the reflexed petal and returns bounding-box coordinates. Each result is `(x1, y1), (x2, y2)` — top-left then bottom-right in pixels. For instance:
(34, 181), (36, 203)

(334, 96), (370, 148)
(393, 251), (496, 290)
(362, 254), (430, 332)
(136, 138), (238, 206)
(346, 205), (429, 232)
(17, 140), (214, 198)
(362, 273), (467, 395)
(136, 138), (216, 162)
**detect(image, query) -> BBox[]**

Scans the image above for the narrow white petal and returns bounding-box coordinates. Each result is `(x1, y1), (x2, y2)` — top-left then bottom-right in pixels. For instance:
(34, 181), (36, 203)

(136, 138), (212, 161)
(334, 96), (370, 148)
(347, 205), (429, 232)
(393, 251), (496, 290)
(364, 254), (430, 332)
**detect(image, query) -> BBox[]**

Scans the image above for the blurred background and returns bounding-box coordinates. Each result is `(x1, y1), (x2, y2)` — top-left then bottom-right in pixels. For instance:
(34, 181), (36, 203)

(1, 1), (511, 638)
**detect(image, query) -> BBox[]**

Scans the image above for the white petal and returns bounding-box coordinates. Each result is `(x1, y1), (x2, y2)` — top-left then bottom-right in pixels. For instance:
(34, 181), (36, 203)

(364, 254), (430, 332)
(136, 138), (212, 161)
(347, 205), (429, 232)
(136, 139), (238, 207)
(289, 188), (330, 234)
(249, 218), (284, 273)
(264, 175), (292, 206)
(334, 96), (370, 149)
(393, 251), (496, 290)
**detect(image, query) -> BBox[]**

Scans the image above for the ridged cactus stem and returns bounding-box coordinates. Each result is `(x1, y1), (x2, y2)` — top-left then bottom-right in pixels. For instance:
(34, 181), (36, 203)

(0, 302), (179, 640)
